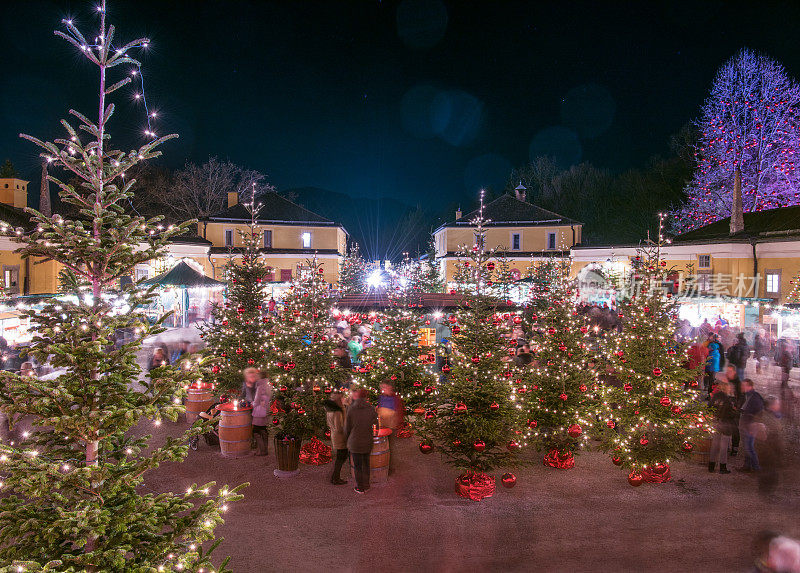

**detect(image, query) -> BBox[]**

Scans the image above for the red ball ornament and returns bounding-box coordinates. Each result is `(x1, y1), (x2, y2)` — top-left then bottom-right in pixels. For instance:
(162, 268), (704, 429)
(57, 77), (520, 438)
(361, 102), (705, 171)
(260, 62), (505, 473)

(579, 384), (587, 393)
(454, 402), (467, 414)
(567, 424), (582, 438)
(236, 348), (243, 355)
(247, 358), (255, 365)
(487, 262), (495, 271)
(442, 364), (451, 373)
(606, 420), (616, 429)
(489, 402), (500, 411)
(528, 420), (538, 429)
(272, 417), (280, 425)
(559, 393), (568, 401)
(452, 326), (461, 334)
(279, 386), (288, 392)
(671, 405), (682, 415)
(452, 439), (462, 447)
(513, 315), (522, 324)
(471, 355), (480, 364)
(413, 381), (422, 387)
(222, 320), (228, 326)
(682, 442), (693, 453)
(623, 383), (633, 392)
(612, 456), (622, 466)
(659, 396), (671, 407)
(507, 440), (519, 451)
(424, 386), (434, 394)
(628, 472), (644, 487)
(473, 440), (486, 452)
(287, 361), (295, 370)
(501, 473), (517, 488)
(419, 441), (434, 454)
(652, 367), (663, 377)
(390, 374), (398, 381)
(580, 326), (588, 333)
(640, 436), (649, 446)
(424, 410), (436, 419)
(211, 365), (220, 374)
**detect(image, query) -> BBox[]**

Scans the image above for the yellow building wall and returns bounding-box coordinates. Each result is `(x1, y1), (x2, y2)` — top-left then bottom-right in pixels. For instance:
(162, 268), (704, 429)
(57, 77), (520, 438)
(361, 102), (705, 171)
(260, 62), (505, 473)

(437, 225), (581, 254)
(209, 255), (341, 285)
(441, 256), (543, 283)
(201, 221), (345, 254)
(0, 178), (29, 209)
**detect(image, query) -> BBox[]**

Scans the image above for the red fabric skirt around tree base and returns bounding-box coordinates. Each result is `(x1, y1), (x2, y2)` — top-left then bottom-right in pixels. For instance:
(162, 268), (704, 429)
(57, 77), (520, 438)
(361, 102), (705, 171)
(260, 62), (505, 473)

(543, 448), (575, 469)
(642, 463), (671, 483)
(455, 472), (496, 500)
(299, 437), (332, 465)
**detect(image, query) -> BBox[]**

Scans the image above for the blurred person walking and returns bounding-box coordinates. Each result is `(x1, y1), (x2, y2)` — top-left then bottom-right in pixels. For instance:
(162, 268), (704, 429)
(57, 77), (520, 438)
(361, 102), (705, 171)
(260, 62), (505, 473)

(377, 381), (404, 475)
(754, 330), (770, 374)
(250, 374), (272, 456)
(324, 392), (348, 485)
(727, 333), (749, 383)
(739, 379), (765, 473)
(708, 379), (736, 474)
(754, 396), (785, 498)
(344, 388), (377, 494)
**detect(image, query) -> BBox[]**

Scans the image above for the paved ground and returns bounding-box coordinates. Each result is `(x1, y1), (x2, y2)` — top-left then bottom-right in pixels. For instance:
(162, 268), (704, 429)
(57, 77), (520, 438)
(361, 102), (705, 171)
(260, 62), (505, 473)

(143, 359), (800, 573)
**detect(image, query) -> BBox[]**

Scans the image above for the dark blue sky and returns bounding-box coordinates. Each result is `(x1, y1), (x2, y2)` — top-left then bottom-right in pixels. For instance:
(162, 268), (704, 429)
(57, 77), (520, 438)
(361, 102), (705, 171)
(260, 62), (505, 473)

(3, 0), (800, 211)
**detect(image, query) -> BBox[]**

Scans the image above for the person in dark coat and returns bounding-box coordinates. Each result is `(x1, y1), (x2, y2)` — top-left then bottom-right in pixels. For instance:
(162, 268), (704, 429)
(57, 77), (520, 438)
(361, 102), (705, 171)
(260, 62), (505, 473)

(708, 379), (736, 474)
(739, 378), (765, 472)
(726, 333), (749, 382)
(344, 387), (377, 494)
(324, 393), (348, 485)
(754, 396), (785, 498)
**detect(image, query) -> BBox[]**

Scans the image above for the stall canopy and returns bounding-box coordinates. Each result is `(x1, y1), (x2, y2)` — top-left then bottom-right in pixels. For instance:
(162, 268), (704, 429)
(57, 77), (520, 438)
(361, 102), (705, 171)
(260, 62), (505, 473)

(143, 261), (225, 289)
(143, 261), (225, 327)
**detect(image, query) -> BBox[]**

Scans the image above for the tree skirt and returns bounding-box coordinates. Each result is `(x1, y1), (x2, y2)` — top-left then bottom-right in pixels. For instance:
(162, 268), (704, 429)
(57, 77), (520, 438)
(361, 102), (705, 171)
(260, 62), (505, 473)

(299, 437), (331, 465)
(543, 448), (575, 469)
(455, 472), (496, 500)
(642, 463), (671, 483)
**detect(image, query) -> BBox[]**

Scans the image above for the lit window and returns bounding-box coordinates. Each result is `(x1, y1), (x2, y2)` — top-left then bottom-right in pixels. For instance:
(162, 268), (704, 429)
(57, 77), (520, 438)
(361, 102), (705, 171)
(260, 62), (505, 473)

(698, 255), (711, 268)
(547, 232), (556, 250)
(301, 232), (311, 248)
(224, 229), (233, 247)
(511, 233), (521, 251)
(263, 230), (272, 248)
(280, 269), (292, 282)
(766, 271), (780, 295)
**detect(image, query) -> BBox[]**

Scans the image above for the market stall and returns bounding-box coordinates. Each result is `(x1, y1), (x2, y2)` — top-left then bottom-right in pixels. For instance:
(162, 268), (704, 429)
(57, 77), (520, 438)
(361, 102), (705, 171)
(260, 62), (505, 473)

(142, 261), (225, 327)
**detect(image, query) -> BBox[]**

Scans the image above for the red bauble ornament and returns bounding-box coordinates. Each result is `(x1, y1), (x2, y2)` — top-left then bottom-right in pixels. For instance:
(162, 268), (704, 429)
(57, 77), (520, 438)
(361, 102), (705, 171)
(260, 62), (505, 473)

(236, 348), (243, 355)
(419, 441), (434, 454)
(489, 402), (500, 411)
(579, 384), (587, 393)
(487, 262), (495, 271)
(247, 358), (255, 365)
(442, 364), (451, 373)
(606, 420), (615, 429)
(640, 436), (649, 446)
(623, 383), (633, 392)
(279, 386), (288, 392)
(452, 326), (461, 334)
(287, 362), (295, 370)
(652, 367), (663, 377)
(659, 396), (671, 407)
(471, 355), (480, 364)
(390, 374), (397, 381)
(297, 408), (306, 415)
(501, 473), (517, 488)
(528, 419), (538, 428)
(454, 402), (467, 414)
(272, 417), (279, 425)
(628, 472), (644, 487)
(424, 386), (434, 394)
(507, 440), (519, 451)
(222, 320), (228, 326)
(452, 439), (462, 447)
(513, 315), (522, 324)
(559, 393), (568, 401)
(325, 429), (331, 439)
(681, 442), (693, 453)
(413, 381), (422, 387)
(612, 456), (622, 466)
(424, 410), (436, 419)
(211, 365), (220, 374)
(671, 405), (682, 415)
(473, 440), (486, 452)
(567, 424), (582, 438)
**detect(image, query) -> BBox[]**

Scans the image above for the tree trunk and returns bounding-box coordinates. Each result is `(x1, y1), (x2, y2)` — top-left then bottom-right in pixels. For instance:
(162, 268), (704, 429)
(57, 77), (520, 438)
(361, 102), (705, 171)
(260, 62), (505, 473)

(730, 168), (744, 234)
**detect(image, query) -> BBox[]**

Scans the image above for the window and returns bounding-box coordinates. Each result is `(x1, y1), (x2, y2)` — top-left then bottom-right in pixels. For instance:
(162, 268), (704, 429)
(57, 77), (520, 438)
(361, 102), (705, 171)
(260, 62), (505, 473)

(474, 232), (485, 250)
(511, 233), (521, 251)
(224, 229), (234, 247)
(698, 255), (711, 268)
(280, 269), (292, 282)
(301, 232), (311, 248)
(263, 230), (272, 248)
(547, 232), (557, 250)
(135, 267), (149, 282)
(766, 270), (781, 296)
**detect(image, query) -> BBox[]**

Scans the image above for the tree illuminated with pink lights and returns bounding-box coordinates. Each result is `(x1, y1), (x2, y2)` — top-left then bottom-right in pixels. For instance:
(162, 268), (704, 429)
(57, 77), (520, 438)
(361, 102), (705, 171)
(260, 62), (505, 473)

(672, 48), (800, 233)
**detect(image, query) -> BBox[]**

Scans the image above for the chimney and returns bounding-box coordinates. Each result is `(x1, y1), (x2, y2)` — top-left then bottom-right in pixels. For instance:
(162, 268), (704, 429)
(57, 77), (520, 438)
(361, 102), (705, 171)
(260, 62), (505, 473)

(40, 160), (51, 216)
(729, 167), (744, 235)
(515, 181), (527, 202)
(455, 206), (462, 220)
(228, 191), (239, 208)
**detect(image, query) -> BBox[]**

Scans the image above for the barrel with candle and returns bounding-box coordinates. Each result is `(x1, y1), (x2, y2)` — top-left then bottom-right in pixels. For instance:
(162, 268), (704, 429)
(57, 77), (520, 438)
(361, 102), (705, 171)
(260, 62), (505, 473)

(218, 402), (253, 457)
(352, 428), (391, 485)
(185, 382), (215, 423)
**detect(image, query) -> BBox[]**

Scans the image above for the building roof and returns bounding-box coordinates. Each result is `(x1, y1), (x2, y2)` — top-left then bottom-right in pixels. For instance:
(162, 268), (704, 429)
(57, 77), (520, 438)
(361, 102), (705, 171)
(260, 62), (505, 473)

(673, 205), (800, 243)
(204, 192), (338, 226)
(434, 193), (581, 233)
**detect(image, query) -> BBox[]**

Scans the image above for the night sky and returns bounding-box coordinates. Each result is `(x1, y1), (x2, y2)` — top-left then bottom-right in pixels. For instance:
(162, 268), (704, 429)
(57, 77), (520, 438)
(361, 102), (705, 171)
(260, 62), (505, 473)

(2, 0), (800, 213)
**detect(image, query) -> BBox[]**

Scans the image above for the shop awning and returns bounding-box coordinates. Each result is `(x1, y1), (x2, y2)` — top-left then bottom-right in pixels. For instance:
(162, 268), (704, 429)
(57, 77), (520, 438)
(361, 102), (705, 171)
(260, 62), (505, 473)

(142, 261), (225, 289)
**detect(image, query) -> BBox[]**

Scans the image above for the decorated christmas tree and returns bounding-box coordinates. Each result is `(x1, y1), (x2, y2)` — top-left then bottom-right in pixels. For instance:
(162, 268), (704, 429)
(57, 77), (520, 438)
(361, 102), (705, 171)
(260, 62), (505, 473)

(268, 257), (344, 441)
(201, 191), (272, 392)
(338, 242), (368, 295)
(597, 216), (710, 486)
(417, 192), (527, 500)
(520, 258), (599, 469)
(0, 3), (242, 569)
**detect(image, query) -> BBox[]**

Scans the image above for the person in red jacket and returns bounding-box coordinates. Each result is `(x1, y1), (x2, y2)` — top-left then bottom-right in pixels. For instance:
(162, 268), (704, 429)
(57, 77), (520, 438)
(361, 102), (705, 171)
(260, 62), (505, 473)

(685, 339), (709, 389)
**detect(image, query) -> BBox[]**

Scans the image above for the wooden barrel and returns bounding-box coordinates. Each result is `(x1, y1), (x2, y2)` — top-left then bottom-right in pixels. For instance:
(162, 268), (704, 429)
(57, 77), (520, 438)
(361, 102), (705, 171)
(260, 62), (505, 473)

(185, 383), (215, 423)
(275, 437), (303, 472)
(352, 434), (390, 485)
(691, 436), (713, 465)
(218, 403), (253, 457)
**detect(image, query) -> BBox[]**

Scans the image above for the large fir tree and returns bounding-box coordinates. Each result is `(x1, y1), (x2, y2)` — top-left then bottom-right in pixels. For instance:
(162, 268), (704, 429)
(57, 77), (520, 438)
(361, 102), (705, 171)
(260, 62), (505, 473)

(338, 242), (368, 295)
(0, 3), (242, 569)
(521, 258), (599, 468)
(417, 194), (527, 498)
(597, 218), (709, 484)
(201, 191), (272, 392)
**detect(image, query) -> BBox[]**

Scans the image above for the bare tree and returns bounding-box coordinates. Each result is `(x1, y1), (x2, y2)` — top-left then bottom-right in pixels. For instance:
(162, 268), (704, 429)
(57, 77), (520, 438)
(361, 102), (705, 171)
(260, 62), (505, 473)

(168, 156), (274, 220)
(672, 48), (800, 232)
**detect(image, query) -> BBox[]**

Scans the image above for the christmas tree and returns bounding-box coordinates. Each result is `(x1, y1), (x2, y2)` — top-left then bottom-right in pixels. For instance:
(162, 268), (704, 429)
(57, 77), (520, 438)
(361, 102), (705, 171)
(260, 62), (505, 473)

(268, 257), (344, 440)
(417, 192), (527, 499)
(520, 258), (599, 468)
(338, 242), (368, 295)
(597, 216), (710, 485)
(201, 190), (273, 392)
(0, 3), (242, 569)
